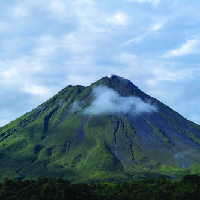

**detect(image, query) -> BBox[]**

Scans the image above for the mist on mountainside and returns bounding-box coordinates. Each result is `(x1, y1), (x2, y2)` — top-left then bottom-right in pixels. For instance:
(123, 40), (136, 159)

(82, 85), (157, 115)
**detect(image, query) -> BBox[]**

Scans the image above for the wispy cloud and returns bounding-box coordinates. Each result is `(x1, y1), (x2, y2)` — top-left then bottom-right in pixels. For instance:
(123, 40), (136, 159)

(12, 7), (29, 17)
(162, 37), (199, 58)
(123, 33), (148, 45)
(147, 67), (200, 86)
(0, 58), (56, 99)
(74, 0), (95, 6)
(0, 59), (42, 85)
(123, 21), (166, 46)
(50, 0), (67, 15)
(126, 0), (160, 7)
(149, 21), (165, 31)
(106, 12), (127, 25)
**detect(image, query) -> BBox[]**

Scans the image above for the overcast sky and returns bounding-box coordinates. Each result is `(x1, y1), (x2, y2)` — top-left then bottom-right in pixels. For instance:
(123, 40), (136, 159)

(1, 0), (200, 127)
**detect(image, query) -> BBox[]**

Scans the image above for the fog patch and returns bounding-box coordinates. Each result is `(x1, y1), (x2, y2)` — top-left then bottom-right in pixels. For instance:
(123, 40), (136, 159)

(83, 85), (157, 115)
(70, 100), (81, 113)
(37, 105), (44, 110)
(58, 99), (65, 107)
(35, 105), (44, 114)
(174, 150), (196, 159)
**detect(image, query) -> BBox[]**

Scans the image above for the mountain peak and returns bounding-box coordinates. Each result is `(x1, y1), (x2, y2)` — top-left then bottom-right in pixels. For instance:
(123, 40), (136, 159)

(104, 74), (132, 84)
(97, 75), (146, 99)
(106, 74), (128, 80)
(1, 75), (200, 183)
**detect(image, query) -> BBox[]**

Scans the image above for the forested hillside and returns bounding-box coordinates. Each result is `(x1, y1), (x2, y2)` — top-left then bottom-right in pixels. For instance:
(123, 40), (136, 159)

(0, 174), (200, 200)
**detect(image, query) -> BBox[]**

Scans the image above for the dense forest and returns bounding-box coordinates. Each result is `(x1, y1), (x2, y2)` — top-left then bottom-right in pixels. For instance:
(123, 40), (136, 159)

(0, 174), (200, 199)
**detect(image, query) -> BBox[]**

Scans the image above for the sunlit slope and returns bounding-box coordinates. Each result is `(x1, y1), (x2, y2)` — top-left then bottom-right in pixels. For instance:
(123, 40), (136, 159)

(1, 75), (200, 183)
(0, 82), (130, 182)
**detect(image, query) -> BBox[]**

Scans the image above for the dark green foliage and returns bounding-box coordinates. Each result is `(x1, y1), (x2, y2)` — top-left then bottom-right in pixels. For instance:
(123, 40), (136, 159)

(182, 174), (200, 183)
(1, 175), (200, 200)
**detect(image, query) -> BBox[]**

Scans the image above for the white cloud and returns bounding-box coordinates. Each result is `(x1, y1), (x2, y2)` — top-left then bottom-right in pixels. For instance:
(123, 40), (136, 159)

(113, 53), (137, 63)
(33, 35), (59, 57)
(113, 52), (200, 87)
(49, 0), (74, 20)
(83, 85), (157, 115)
(33, 45), (56, 57)
(123, 33), (148, 45)
(72, 1), (111, 33)
(72, 3), (103, 32)
(32, 34), (92, 59)
(62, 34), (92, 52)
(147, 67), (200, 86)
(22, 84), (53, 97)
(106, 12), (127, 25)
(127, 0), (160, 6)
(149, 21), (165, 31)
(123, 21), (165, 46)
(112, 53), (155, 79)
(5, 3), (29, 18)
(73, 1), (129, 33)
(0, 58), (43, 91)
(162, 38), (199, 58)
(74, 0), (95, 6)
(50, 0), (66, 13)
(12, 7), (29, 17)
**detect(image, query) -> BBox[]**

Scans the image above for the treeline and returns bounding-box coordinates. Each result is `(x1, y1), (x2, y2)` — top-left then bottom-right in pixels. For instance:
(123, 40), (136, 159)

(0, 174), (200, 199)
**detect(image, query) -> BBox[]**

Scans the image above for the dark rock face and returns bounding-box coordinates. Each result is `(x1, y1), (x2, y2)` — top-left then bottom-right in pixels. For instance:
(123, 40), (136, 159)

(101, 75), (147, 98)
(97, 75), (200, 169)
(77, 116), (89, 140)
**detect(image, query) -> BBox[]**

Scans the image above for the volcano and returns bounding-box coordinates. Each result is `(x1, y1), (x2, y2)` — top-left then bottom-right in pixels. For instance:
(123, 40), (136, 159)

(1, 75), (200, 183)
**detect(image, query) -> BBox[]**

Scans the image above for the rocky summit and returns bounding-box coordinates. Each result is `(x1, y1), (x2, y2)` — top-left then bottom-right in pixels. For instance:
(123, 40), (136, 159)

(1, 75), (200, 183)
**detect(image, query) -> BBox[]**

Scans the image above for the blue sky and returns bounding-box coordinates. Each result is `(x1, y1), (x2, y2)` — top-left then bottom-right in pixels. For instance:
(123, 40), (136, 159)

(1, 0), (200, 127)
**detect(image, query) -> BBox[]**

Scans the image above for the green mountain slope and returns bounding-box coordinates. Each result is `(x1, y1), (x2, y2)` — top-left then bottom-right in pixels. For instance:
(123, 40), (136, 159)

(1, 75), (200, 183)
